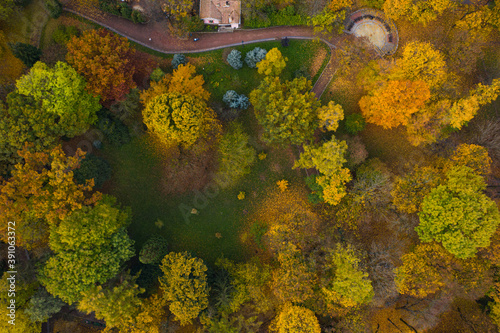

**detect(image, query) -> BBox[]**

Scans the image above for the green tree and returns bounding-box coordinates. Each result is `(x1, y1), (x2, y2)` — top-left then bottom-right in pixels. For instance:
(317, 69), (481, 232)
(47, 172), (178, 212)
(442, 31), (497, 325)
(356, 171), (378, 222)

(273, 305), (321, 333)
(0, 0), (15, 21)
(294, 138), (351, 205)
(320, 244), (374, 310)
(139, 236), (169, 264)
(250, 76), (319, 145)
(159, 252), (210, 325)
(39, 195), (135, 304)
(24, 288), (65, 323)
(78, 274), (144, 329)
(16, 61), (100, 136)
(9, 42), (42, 67)
(213, 122), (256, 189)
(416, 166), (500, 259)
(257, 47), (287, 77)
(143, 92), (220, 149)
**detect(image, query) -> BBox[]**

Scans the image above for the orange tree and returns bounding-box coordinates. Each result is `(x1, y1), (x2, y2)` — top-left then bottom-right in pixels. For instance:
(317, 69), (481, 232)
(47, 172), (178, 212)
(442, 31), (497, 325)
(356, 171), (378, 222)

(66, 28), (136, 102)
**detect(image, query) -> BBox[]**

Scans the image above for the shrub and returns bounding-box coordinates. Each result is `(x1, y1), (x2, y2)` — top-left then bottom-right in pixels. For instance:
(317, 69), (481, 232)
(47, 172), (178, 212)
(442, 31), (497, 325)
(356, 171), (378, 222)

(139, 236), (169, 264)
(172, 54), (187, 69)
(226, 49), (243, 69)
(52, 25), (79, 45)
(119, 2), (132, 19)
(132, 10), (146, 23)
(213, 122), (256, 189)
(245, 47), (267, 68)
(345, 113), (366, 134)
(250, 222), (268, 249)
(222, 90), (250, 110)
(74, 154), (112, 189)
(305, 174), (324, 204)
(8, 42), (41, 67)
(150, 67), (165, 82)
(44, 0), (62, 18)
(97, 108), (131, 146)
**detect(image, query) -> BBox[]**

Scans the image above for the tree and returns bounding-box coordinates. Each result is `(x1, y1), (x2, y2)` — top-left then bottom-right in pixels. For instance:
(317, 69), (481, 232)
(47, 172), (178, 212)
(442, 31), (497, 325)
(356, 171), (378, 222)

(213, 122), (256, 189)
(318, 100), (344, 131)
(350, 158), (393, 208)
(345, 113), (366, 135)
(227, 49), (243, 69)
(245, 47), (267, 68)
(416, 166), (500, 259)
(390, 41), (448, 90)
(320, 244), (374, 310)
(328, 0), (352, 11)
(250, 76), (319, 145)
(294, 138), (351, 205)
(383, 0), (454, 25)
(16, 61), (100, 136)
(359, 80), (431, 129)
(171, 53), (187, 69)
(150, 67), (165, 82)
(449, 143), (492, 176)
(0, 0), (15, 21)
(39, 195), (135, 304)
(391, 166), (442, 214)
(216, 257), (274, 313)
(139, 236), (169, 264)
(448, 78), (500, 129)
(222, 90), (250, 110)
(0, 31), (24, 84)
(167, 63), (210, 101)
(159, 0), (192, 17)
(73, 154), (112, 189)
(159, 252), (209, 325)
(273, 305), (321, 333)
(272, 242), (316, 304)
(78, 274), (144, 329)
(142, 92), (220, 149)
(257, 47), (287, 76)
(309, 8), (346, 35)
(24, 288), (65, 323)
(66, 28), (136, 102)
(9, 42), (42, 67)
(0, 145), (101, 250)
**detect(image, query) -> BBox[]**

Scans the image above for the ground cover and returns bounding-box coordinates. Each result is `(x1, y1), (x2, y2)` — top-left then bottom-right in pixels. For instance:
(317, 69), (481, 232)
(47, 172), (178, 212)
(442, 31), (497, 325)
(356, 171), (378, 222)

(0, 0), (49, 44)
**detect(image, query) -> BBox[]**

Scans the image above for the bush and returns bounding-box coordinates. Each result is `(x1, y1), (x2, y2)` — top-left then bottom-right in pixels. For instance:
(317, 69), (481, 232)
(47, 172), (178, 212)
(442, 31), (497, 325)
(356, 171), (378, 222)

(345, 113), (366, 135)
(52, 25), (79, 45)
(132, 10), (146, 23)
(119, 2), (132, 19)
(8, 42), (41, 67)
(139, 236), (169, 264)
(223, 90), (250, 110)
(172, 54), (187, 69)
(213, 122), (256, 189)
(226, 49), (243, 69)
(74, 154), (112, 189)
(150, 67), (165, 82)
(245, 47), (267, 68)
(44, 0), (62, 18)
(97, 108), (131, 146)
(305, 175), (324, 204)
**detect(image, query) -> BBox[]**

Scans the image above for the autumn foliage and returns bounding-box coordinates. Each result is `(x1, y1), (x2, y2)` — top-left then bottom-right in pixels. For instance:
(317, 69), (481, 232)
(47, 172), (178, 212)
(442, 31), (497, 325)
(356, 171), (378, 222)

(66, 29), (136, 102)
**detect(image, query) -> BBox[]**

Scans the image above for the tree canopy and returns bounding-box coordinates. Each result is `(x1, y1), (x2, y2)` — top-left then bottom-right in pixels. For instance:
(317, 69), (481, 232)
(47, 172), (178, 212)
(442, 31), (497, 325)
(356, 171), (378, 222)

(416, 165), (500, 259)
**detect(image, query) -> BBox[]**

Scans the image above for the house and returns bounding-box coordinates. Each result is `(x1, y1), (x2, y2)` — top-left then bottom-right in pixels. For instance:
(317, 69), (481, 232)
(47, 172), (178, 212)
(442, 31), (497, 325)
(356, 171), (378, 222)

(200, 0), (241, 29)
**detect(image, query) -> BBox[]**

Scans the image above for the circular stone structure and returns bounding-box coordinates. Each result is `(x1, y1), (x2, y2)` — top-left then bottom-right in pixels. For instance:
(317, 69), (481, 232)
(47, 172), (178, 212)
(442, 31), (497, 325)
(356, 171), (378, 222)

(345, 8), (398, 55)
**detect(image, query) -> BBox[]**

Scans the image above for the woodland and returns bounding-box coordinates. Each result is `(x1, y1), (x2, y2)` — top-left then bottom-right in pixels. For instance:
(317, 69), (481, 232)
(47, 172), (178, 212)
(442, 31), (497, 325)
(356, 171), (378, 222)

(1, 0), (500, 332)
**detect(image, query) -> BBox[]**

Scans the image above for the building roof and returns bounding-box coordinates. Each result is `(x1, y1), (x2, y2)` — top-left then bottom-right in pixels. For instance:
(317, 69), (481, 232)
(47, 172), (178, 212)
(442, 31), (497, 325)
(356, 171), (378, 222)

(200, 0), (240, 25)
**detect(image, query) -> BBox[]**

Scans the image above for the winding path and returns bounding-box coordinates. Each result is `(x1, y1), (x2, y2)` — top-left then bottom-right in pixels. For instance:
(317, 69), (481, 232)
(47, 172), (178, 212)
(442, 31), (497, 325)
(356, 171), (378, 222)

(63, 3), (348, 97)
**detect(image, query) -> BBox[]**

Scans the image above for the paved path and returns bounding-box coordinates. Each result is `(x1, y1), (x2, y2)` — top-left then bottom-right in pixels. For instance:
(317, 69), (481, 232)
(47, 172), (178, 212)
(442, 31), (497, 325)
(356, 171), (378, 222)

(63, 3), (345, 97)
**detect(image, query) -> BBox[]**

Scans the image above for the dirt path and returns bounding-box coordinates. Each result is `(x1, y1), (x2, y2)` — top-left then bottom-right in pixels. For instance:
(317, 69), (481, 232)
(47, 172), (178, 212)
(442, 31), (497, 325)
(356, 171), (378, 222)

(63, 3), (346, 97)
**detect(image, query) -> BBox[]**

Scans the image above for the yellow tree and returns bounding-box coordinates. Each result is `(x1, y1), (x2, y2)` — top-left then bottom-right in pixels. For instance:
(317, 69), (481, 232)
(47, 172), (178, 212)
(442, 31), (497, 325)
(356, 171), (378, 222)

(142, 92), (220, 149)
(448, 143), (492, 176)
(257, 48), (288, 77)
(168, 63), (210, 101)
(0, 145), (101, 250)
(159, 252), (209, 326)
(273, 305), (321, 333)
(318, 100), (344, 131)
(159, 0), (192, 17)
(383, 0), (454, 25)
(359, 80), (431, 129)
(328, 0), (352, 11)
(294, 138), (351, 205)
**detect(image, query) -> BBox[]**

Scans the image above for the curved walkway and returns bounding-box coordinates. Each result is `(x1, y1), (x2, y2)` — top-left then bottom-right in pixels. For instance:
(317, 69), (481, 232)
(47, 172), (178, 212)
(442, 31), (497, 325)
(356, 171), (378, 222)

(63, 3), (348, 97)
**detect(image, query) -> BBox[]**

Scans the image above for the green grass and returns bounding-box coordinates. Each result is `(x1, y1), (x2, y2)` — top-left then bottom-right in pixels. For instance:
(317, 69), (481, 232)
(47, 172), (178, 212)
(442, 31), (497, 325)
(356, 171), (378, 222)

(102, 129), (302, 266)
